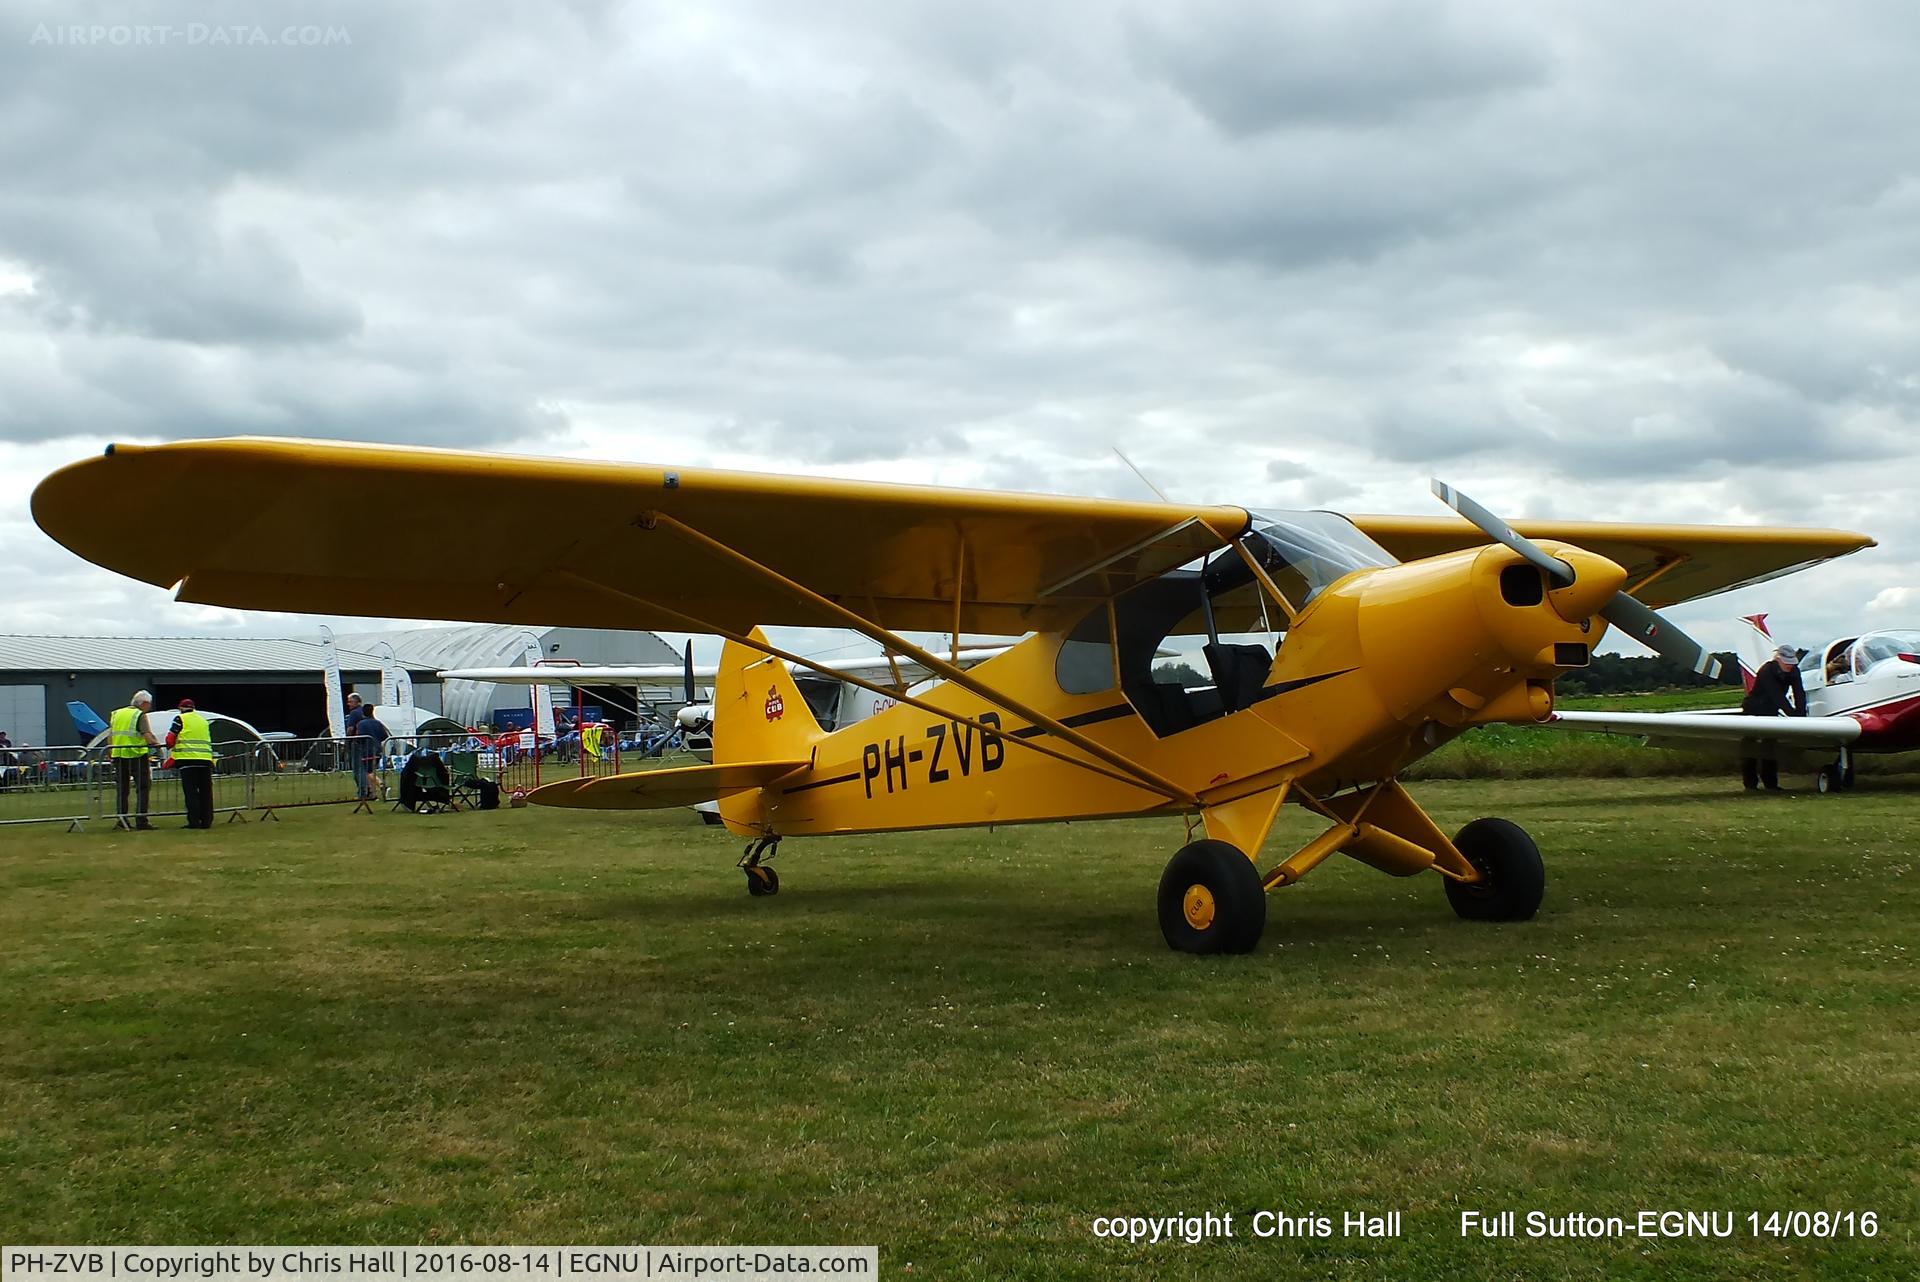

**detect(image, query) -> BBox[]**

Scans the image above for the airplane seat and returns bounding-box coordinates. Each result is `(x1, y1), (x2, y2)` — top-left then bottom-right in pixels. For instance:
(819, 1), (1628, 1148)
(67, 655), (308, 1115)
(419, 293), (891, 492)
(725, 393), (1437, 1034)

(1136, 683), (1198, 736)
(1203, 642), (1273, 712)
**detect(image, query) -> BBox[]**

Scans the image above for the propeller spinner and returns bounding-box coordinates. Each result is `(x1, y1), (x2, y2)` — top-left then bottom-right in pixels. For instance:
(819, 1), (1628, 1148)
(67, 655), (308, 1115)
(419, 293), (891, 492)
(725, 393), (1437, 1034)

(1432, 479), (1722, 680)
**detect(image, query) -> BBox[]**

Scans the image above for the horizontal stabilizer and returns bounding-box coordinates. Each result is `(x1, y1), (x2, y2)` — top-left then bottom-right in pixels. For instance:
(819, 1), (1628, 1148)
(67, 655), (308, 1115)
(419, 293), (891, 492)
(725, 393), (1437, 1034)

(1548, 710), (1861, 748)
(530, 759), (808, 810)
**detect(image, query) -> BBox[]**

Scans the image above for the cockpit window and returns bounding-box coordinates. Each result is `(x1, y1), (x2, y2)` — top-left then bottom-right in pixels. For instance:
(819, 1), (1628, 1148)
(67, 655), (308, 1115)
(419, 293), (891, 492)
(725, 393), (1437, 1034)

(1825, 638), (1859, 684)
(1244, 510), (1398, 612)
(1056, 604), (1116, 694)
(1856, 631), (1920, 672)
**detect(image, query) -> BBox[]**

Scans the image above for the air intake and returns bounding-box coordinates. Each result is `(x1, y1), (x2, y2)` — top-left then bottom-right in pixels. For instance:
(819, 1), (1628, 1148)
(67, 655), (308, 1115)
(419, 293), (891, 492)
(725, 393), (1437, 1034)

(1500, 564), (1545, 606)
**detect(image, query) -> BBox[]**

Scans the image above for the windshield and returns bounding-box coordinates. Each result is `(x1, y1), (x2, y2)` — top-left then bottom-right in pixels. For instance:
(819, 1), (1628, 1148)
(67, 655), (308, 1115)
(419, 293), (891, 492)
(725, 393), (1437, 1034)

(1857, 631), (1920, 669)
(1244, 510), (1398, 610)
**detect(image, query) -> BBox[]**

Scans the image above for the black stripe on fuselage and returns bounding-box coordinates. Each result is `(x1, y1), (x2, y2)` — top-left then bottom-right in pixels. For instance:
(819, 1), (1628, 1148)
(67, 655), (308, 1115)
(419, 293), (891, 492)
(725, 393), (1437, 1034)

(781, 771), (862, 794)
(1008, 702), (1136, 739)
(776, 669), (1354, 793)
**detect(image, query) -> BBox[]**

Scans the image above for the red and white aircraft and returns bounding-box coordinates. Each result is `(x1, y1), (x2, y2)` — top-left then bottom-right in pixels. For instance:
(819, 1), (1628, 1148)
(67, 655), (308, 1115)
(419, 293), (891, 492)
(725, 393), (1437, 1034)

(1548, 614), (1920, 793)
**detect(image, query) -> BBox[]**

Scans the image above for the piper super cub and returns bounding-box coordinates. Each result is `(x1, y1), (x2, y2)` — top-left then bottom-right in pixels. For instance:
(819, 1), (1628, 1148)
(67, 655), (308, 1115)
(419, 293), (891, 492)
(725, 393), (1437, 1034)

(32, 440), (1872, 952)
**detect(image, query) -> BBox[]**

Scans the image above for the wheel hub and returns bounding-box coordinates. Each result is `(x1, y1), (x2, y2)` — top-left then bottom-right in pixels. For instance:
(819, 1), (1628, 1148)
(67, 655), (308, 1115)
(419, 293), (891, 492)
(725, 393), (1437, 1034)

(1182, 883), (1216, 930)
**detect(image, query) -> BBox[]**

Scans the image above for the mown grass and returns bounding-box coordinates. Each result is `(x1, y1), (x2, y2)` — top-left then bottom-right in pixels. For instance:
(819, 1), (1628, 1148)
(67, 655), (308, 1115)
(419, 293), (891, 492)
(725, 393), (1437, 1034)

(3, 774), (1918, 1279)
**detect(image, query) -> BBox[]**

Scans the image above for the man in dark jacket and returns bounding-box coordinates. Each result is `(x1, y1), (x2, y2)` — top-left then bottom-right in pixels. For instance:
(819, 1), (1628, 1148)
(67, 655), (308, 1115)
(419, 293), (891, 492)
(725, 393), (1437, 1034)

(351, 707), (389, 801)
(1741, 644), (1807, 791)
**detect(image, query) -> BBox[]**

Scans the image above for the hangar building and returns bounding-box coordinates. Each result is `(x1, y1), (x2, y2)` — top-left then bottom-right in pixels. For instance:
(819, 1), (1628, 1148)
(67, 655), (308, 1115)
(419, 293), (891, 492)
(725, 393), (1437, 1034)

(0, 626), (678, 747)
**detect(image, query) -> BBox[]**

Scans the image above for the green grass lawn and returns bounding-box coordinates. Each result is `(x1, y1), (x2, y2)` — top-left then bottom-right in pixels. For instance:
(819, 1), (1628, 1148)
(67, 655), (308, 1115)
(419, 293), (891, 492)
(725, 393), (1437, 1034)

(3, 776), (1917, 1279)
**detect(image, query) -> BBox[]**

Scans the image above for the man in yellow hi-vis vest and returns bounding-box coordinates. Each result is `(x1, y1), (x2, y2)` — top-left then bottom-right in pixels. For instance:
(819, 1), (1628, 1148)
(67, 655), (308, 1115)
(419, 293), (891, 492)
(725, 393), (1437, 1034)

(165, 698), (217, 829)
(108, 690), (160, 831)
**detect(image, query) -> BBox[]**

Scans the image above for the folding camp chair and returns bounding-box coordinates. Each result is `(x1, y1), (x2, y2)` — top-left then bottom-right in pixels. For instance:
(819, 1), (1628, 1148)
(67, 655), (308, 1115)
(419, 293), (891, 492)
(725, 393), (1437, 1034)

(446, 750), (488, 811)
(394, 751), (455, 813)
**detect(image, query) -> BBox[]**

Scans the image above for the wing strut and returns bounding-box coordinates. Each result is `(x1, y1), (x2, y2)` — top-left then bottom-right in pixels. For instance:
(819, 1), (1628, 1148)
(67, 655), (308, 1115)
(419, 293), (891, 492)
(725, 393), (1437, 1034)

(647, 512), (1200, 804)
(550, 569), (1193, 803)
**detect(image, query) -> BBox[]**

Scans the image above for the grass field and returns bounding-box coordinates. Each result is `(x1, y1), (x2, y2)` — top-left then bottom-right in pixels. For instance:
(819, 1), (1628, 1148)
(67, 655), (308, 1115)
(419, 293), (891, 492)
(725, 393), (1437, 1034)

(4, 775), (1918, 1279)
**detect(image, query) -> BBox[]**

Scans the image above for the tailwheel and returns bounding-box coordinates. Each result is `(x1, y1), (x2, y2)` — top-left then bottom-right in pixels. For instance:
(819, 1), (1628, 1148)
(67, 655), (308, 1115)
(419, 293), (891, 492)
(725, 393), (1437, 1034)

(1444, 818), (1544, 922)
(1157, 839), (1265, 954)
(739, 836), (781, 896)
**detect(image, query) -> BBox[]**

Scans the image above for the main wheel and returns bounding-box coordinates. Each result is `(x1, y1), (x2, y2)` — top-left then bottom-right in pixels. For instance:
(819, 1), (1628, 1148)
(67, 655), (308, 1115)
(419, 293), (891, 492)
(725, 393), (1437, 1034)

(1816, 765), (1841, 795)
(1444, 818), (1545, 922)
(746, 866), (780, 896)
(1157, 839), (1265, 954)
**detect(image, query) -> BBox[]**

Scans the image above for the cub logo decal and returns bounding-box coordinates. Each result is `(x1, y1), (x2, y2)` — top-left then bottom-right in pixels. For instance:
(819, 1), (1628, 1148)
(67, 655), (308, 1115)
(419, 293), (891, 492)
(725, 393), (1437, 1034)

(765, 687), (785, 722)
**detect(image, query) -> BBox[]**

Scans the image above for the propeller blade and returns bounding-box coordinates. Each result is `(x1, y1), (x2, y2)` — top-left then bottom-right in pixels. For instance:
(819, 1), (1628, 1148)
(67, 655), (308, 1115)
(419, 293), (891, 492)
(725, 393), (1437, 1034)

(683, 641), (696, 706)
(1598, 593), (1723, 679)
(1431, 479), (1574, 587)
(1432, 478), (1722, 681)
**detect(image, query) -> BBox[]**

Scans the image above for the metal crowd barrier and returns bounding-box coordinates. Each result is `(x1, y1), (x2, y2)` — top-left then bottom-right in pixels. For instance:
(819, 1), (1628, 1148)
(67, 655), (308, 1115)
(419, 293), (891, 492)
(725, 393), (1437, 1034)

(0, 726), (696, 830)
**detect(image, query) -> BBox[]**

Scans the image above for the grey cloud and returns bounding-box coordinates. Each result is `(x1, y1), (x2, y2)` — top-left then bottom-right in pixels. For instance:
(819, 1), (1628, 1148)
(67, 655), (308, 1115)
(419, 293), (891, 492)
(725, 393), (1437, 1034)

(1127, 1), (1548, 135)
(0, 331), (562, 448)
(9, 205), (362, 345)
(0, 0), (1917, 650)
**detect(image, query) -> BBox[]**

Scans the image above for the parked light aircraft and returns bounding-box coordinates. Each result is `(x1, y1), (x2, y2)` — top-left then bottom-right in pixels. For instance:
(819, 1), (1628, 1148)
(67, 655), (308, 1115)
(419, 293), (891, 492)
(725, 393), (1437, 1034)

(32, 440), (1873, 951)
(1548, 613), (1920, 792)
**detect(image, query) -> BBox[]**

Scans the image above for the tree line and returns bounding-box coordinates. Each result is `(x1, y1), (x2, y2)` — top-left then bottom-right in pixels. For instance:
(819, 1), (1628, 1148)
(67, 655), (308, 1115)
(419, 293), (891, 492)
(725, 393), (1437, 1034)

(1155, 650), (1742, 697)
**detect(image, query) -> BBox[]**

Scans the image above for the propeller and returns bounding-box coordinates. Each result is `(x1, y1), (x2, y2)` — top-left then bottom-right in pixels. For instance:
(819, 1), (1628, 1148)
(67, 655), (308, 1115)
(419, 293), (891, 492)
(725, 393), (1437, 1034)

(1432, 479), (1722, 680)
(676, 639), (712, 733)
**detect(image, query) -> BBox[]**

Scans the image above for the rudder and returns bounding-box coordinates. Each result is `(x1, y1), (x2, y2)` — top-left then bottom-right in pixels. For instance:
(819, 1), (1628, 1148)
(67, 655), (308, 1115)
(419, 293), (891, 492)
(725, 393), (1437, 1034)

(713, 629), (823, 766)
(1735, 613), (1776, 693)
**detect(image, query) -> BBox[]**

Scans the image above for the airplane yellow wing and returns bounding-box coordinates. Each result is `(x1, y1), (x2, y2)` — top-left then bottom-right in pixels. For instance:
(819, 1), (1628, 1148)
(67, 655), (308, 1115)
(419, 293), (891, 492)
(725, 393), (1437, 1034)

(530, 760), (808, 809)
(1350, 515), (1872, 608)
(32, 438), (1243, 636)
(33, 439), (1871, 636)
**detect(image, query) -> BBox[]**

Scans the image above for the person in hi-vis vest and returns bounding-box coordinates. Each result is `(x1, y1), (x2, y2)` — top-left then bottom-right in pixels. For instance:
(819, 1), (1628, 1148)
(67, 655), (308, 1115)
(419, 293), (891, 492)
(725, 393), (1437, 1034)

(166, 699), (217, 829)
(108, 690), (160, 830)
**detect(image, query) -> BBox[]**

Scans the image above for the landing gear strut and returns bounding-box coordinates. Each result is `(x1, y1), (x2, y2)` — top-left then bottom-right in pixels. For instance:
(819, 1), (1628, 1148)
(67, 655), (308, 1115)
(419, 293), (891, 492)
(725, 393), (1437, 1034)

(740, 836), (781, 896)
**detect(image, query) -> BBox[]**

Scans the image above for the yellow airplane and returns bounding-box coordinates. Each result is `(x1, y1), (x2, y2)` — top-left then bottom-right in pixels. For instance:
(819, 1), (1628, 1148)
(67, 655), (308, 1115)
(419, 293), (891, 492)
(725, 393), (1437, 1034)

(33, 439), (1873, 952)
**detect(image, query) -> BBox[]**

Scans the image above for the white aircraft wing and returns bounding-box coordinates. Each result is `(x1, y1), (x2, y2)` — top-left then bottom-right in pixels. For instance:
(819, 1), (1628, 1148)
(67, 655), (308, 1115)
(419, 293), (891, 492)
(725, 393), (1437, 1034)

(443, 664), (706, 685)
(440, 648), (1010, 687)
(1547, 710), (1862, 748)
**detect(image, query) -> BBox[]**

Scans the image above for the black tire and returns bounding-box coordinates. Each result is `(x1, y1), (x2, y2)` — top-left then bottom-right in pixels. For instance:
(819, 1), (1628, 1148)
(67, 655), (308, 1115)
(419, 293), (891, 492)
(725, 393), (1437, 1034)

(1816, 766), (1840, 795)
(1157, 839), (1266, 954)
(1843, 763), (1857, 789)
(746, 866), (780, 897)
(1445, 818), (1545, 922)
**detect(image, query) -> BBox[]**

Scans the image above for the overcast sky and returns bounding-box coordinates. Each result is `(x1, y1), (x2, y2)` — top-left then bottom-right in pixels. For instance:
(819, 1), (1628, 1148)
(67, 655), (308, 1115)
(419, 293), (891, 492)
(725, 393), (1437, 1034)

(2, 0), (1914, 662)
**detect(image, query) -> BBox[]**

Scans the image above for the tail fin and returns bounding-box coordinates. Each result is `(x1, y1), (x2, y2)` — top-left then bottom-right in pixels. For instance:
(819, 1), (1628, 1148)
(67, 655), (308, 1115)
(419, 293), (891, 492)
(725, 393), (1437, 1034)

(1735, 614), (1775, 693)
(67, 700), (109, 739)
(713, 629), (823, 766)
